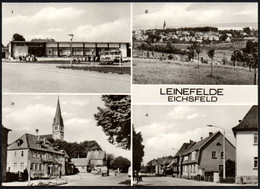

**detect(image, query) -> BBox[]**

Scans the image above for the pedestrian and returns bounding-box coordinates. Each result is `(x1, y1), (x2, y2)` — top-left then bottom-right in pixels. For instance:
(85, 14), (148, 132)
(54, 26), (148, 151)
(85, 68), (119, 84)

(23, 168), (28, 181)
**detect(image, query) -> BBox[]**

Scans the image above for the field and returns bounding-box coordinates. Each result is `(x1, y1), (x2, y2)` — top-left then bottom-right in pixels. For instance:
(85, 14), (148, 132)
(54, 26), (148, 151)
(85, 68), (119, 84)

(133, 58), (257, 85)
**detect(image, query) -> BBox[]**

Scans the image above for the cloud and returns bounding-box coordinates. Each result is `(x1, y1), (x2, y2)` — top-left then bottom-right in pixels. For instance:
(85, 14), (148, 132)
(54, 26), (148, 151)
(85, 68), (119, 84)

(65, 117), (91, 126)
(61, 99), (90, 106)
(73, 18), (130, 42)
(134, 3), (257, 30)
(165, 106), (205, 120)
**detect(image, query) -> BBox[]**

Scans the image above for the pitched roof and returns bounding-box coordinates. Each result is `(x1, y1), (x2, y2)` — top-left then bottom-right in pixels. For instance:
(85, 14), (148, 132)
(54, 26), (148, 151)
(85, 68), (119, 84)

(53, 98), (64, 126)
(182, 132), (219, 156)
(39, 134), (53, 140)
(87, 151), (106, 160)
(174, 142), (194, 158)
(71, 158), (89, 166)
(232, 105), (258, 135)
(8, 133), (64, 155)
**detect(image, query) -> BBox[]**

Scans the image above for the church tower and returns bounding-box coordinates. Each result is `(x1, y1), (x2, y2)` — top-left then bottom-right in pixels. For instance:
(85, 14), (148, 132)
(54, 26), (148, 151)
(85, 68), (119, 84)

(163, 20), (166, 30)
(52, 97), (64, 141)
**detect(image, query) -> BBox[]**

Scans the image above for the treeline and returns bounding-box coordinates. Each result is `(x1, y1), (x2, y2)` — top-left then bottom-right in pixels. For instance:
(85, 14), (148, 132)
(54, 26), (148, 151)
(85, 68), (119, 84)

(231, 40), (258, 69)
(137, 41), (186, 55)
(48, 139), (102, 158)
(156, 26), (218, 33)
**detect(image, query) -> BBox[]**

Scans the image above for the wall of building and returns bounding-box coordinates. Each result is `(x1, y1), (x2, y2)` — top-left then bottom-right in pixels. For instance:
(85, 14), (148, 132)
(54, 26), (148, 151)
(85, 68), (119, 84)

(236, 131), (258, 177)
(13, 45), (28, 58)
(7, 149), (29, 173)
(2, 128), (10, 181)
(199, 134), (235, 173)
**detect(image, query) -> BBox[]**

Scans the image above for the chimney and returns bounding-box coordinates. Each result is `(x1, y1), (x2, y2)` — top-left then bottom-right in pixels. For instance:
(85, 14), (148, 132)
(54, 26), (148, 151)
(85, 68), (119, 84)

(189, 140), (193, 144)
(209, 132), (213, 137)
(35, 129), (40, 141)
(200, 137), (203, 141)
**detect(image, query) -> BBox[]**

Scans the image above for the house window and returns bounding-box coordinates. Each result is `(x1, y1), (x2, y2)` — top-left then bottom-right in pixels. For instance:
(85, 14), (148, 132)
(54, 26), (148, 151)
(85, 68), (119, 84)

(254, 157), (258, 168)
(32, 152), (36, 158)
(55, 126), (58, 130)
(14, 163), (17, 171)
(21, 151), (24, 157)
(212, 151), (217, 159)
(221, 152), (224, 159)
(14, 151), (17, 157)
(254, 133), (258, 144)
(20, 162), (24, 170)
(31, 163), (34, 170)
(191, 152), (196, 160)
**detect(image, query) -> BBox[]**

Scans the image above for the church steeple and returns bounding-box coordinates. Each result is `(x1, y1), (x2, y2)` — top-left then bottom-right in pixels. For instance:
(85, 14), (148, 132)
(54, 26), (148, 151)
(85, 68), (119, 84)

(52, 97), (64, 141)
(163, 20), (166, 30)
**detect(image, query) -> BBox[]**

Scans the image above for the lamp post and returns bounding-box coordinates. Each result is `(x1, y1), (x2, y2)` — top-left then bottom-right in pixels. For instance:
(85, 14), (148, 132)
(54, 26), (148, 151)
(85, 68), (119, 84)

(69, 34), (74, 67)
(207, 124), (226, 179)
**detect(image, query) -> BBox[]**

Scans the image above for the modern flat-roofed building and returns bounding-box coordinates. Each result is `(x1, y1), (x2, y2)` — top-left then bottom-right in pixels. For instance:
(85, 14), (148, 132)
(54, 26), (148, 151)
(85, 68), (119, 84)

(8, 41), (131, 59)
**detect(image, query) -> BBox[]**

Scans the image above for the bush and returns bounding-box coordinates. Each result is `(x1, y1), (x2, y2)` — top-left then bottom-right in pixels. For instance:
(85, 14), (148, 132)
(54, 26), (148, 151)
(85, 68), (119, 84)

(168, 55), (174, 60)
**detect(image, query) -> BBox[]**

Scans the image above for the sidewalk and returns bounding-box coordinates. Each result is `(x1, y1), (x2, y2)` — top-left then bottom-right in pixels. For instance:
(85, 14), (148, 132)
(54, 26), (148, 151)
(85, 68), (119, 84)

(2, 178), (68, 186)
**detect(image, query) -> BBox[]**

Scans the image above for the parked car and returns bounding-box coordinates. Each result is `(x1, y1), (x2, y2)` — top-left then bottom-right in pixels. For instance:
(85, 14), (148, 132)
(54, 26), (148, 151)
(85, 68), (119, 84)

(100, 50), (122, 65)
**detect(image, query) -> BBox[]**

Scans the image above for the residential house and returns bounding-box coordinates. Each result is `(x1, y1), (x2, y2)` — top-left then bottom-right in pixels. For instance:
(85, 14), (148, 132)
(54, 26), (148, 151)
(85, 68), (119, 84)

(232, 105), (258, 184)
(180, 132), (235, 179)
(168, 142), (194, 177)
(2, 125), (11, 181)
(7, 133), (66, 178)
(71, 158), (89, 173)
(71, 150), (107, 173)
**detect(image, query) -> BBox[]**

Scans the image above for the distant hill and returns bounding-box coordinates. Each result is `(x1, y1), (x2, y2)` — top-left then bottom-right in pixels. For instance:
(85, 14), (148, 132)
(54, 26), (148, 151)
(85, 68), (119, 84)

(49, 139), (102, 158)
(182, 22), (257, 30)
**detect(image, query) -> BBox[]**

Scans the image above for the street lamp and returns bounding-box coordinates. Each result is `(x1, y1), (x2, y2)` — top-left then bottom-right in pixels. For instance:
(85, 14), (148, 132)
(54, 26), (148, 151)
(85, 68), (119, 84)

(207, 124), (226, 179)
(69, 34), (74, 67)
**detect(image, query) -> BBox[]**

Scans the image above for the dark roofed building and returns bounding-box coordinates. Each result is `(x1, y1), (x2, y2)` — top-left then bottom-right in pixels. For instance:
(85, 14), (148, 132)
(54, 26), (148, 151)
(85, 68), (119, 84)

(171, 132), (235, 180)
(232, 105), (258, 184)
(7, 133), (66, 178)
(2, 126), (11, 181)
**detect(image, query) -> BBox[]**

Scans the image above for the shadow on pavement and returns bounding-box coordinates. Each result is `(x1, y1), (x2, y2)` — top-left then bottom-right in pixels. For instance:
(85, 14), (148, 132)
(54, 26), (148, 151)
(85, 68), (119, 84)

(119, 179), (131, 186)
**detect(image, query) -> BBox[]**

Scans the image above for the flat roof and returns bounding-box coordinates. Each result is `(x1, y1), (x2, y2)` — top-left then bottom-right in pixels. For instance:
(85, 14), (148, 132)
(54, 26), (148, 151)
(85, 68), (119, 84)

(11, 41), (130, 44)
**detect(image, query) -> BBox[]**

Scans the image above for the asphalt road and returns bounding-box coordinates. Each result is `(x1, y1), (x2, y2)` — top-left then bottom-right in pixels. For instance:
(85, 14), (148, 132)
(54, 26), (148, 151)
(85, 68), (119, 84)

(63, 172), (130, 186)
(2, 63), (130, 93)
(133, 176), (247, 186)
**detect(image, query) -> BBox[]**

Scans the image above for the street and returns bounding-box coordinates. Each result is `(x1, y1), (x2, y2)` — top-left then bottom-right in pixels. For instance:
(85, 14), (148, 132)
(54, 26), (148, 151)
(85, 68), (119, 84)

(2, 63), (130, 93)
(133, 176), (250, 186)
(2, 172), (130, 186)
(63, 172), (130, 186)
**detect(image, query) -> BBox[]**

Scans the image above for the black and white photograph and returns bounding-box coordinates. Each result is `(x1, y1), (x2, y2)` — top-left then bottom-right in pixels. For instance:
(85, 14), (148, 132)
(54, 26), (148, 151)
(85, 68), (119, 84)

(2, 95), (131, 186)
(2, 3), (131, 93)
(133, 105), (258, 186)
(132, 3), (258, 85)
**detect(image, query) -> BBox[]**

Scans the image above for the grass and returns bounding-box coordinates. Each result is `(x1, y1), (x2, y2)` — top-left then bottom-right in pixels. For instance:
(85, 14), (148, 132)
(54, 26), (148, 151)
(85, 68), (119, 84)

(57, 65), (131, 75)
(133, 58), (257, 85)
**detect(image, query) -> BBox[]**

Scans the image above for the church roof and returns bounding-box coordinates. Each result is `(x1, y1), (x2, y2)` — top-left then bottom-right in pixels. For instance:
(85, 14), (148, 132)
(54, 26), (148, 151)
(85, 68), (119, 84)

(232, 105), (258, 135)
(53, 98), (64, 126)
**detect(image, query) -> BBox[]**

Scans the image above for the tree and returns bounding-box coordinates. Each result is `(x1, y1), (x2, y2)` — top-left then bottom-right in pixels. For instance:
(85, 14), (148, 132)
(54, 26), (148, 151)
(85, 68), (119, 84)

(243, 27), (251, 35)
(133, 127), (145, 172)
(106, 153), (115, 176)
(12, 33), (25, 41)
(113, 156), (131, 173)
(49, 139), (102, 158)
(94, 95), (131, 150)
(194, 43), (202, 68)
(207, 48), (215, 76)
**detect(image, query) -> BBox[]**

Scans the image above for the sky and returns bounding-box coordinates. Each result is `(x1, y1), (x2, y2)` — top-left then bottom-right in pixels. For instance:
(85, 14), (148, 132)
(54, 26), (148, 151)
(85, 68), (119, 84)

(2, 3), (130, 45)
(133, 105), (253, 165)
(133, 3), (258, 30)
(2, 95), (130, 160)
